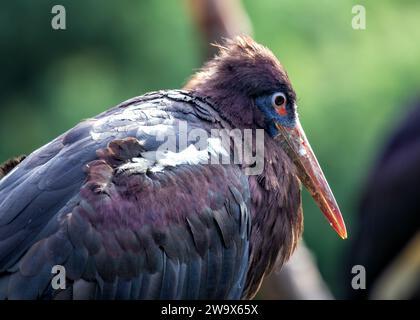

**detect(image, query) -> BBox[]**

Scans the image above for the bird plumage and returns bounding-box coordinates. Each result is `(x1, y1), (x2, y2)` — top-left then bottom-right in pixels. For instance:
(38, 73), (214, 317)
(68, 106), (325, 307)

(0, 37), (308, 299)
(0, 155), (26, 179)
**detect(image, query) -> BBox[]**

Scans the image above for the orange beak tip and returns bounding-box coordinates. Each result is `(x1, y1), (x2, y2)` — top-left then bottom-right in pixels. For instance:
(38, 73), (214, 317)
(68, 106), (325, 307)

(331, 221), (348, 240)
(275, 119), (348, 240)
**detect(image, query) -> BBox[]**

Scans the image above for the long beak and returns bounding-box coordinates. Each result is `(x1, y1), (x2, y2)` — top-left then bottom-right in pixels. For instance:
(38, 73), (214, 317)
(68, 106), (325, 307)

(274, 116), (347, 239)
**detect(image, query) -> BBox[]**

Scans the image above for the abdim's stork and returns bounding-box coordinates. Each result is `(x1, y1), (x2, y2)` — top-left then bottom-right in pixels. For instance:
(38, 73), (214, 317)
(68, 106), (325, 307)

(0, 37), (346, 299)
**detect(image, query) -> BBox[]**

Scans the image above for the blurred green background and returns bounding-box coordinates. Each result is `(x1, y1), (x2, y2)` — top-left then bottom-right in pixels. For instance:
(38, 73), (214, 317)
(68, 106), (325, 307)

(1, 0), (419, 297)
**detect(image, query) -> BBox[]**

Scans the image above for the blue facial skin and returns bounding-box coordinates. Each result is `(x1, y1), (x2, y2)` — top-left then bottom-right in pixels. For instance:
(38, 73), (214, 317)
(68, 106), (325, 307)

(255, 93), (296, 137)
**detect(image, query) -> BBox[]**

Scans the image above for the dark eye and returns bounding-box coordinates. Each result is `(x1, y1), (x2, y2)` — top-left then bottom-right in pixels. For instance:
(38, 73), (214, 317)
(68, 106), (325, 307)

(272, 92), (287, 108)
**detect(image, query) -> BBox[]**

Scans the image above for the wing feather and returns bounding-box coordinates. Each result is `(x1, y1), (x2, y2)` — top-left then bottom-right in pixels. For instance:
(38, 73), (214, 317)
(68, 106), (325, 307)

(0, 91), (251, 300)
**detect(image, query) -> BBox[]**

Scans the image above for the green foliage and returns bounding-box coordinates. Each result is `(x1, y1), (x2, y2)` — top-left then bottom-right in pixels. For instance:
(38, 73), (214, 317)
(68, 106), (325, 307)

(1, 0), (419, 297)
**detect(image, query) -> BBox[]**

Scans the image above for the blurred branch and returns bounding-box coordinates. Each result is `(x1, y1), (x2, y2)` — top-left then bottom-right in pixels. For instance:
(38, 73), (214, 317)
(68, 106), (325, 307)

(186, 0), (253, 58)
(370, 231), (420, 300)
(258, 242), (334, 300)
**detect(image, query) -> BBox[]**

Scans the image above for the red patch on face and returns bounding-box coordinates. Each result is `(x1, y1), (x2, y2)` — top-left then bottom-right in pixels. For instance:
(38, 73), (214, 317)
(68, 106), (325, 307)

(276, 106), (287, 116)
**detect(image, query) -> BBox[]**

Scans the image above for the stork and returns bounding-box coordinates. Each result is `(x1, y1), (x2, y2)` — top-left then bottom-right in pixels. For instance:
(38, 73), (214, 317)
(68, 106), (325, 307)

(0, 36), (346, 299)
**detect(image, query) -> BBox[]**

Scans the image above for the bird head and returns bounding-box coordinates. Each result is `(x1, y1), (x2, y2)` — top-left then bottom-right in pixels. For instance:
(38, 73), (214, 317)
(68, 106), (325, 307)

(185, 36), (347, 239)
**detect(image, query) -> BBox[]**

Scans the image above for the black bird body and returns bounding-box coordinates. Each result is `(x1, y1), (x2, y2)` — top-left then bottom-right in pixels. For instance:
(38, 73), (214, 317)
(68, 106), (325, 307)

(0, 37), (345, 299)
(0, 90), (300, 299)
(346, 100), (420, 299)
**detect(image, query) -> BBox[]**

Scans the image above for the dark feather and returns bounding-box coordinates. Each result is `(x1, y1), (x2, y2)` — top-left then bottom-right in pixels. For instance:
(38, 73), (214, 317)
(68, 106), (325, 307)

(0, 37), (304, 300)
(0, 155), (26, 180)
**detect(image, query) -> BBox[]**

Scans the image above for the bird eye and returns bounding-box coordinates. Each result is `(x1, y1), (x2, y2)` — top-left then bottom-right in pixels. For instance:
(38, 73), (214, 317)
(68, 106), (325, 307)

(272, 92), (287, 116)
(272, 92), (286, 108)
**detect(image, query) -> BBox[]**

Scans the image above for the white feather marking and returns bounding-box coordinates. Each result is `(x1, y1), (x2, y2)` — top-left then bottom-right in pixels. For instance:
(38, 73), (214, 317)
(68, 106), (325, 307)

(116, 138), (228, 174)
(207, 138), (229, 157)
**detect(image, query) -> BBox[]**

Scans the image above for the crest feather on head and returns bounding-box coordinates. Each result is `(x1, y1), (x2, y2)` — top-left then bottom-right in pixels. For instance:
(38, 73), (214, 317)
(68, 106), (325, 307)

(185, 36), (296, 126)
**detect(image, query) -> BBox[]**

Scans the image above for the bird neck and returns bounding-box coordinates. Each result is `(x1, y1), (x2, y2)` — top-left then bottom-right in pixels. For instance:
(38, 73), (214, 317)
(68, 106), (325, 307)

(242, 136), (303, 298)
(191, 88), (257, 129)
